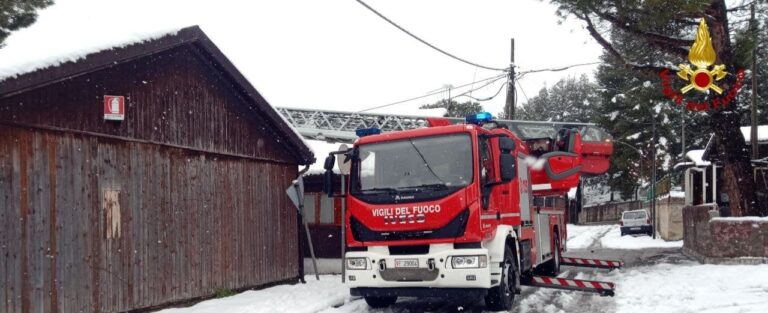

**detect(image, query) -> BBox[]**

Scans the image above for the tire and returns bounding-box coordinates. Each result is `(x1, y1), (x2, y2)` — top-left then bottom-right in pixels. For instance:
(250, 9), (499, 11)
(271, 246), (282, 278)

(485, 246), (516, 311)
(620, 230), (626, 236)
(549, 233), (561, 276)
(364, 296), (397, 308)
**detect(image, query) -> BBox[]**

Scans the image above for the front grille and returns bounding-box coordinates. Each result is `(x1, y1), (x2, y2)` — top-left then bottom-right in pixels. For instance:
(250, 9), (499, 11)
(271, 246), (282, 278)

(389, 245), (429, 255)
(380, 268), (440, 282)
(350, 209), (469, 242)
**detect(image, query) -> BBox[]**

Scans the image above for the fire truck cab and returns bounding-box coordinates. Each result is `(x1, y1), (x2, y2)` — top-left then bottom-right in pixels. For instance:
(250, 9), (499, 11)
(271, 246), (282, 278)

(322, 113), (613, 310)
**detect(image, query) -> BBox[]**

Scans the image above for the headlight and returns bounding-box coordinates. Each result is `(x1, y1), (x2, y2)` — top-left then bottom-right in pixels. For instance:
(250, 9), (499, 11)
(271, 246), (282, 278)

(346, 257), (368, 270)
(451, 255), (488, 269)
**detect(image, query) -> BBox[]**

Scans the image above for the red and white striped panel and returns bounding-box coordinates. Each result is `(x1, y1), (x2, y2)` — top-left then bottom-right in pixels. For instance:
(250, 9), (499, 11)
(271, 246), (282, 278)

(561, 257), (623, 268)
(531, 276), (615, 291)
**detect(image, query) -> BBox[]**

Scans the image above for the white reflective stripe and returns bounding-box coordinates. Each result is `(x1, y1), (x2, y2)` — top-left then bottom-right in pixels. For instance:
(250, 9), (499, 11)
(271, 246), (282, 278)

(533, 277), (545, 283)
(481, 213), (519, 220)
(600, 283), (612, 289)
(565, 280), (577, 287)
(532, 184), (552, 190)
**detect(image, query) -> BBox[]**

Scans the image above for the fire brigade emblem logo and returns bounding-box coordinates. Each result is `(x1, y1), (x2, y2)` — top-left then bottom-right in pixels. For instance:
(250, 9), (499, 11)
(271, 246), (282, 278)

(676, 19), (727, 94)
(658, 18), (746, 111)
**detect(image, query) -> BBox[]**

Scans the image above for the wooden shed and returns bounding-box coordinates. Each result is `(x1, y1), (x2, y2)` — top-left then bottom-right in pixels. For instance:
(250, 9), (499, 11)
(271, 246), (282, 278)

(0, 26), (314, 312)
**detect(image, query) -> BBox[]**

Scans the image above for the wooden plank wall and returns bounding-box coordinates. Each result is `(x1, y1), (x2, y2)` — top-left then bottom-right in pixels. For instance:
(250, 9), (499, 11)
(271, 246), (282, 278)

(0, 125), (299, 313)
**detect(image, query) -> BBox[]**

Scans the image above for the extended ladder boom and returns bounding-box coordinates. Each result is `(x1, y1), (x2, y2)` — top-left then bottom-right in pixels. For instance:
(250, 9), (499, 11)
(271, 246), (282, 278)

(276, 107), (611, 143)
(276, 107), (614, 177)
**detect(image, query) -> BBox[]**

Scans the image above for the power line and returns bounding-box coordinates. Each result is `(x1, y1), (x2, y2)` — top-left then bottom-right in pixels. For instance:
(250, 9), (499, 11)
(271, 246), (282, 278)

(357, 74), (506, 112)
(355, 0), (509, 72)
(515, 79), (530, 103)
(517, 61), (600, 75)
(454, 75), (508, 102)
(458, 81), (507, 102)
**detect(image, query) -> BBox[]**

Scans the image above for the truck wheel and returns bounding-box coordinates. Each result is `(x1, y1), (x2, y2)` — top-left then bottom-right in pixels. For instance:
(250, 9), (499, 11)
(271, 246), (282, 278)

(549, 233), (561, 276)
(485, 246), (516, 311)
(364, 296), (397, 308)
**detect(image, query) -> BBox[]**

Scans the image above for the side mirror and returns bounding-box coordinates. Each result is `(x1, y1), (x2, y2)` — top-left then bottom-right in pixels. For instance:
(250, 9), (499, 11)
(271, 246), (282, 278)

(499, 137), (515, 152)
(499, 154), (516, 182)
(323, 169), (336, 197)
(324, 154), (336, 170)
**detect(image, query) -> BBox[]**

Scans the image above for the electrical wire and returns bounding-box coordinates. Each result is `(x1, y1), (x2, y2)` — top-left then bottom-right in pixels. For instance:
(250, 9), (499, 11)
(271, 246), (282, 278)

(452, 75), (506, 98)
(357, 73), (506, 112)
(517, 61), (600, 75)
(457, 80), (507, 102)
(355, 0), (509, 72)
(516, 79), (530, 103)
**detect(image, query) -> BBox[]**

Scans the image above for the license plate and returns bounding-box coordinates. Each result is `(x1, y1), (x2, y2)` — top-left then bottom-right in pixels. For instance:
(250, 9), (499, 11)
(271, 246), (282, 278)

(394, 259), (419, 268)
(630, 227), (641, 230)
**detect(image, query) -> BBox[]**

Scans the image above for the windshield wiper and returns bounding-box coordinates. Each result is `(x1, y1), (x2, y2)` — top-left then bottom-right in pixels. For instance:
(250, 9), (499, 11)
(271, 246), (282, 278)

(399, 183), (448, 191)
(360, 187), (398, 194)
(408, 139), (446, 185)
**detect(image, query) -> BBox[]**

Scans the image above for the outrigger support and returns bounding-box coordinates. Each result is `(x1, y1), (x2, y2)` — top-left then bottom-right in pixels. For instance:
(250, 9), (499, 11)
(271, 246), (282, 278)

(523, 275), (616, 297)
(560, 256), (623, 270)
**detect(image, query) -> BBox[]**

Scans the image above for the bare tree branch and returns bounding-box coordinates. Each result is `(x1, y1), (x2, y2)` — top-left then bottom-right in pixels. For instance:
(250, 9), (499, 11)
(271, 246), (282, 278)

(589, 8), (691, 58)
(579, 13), (673, 74)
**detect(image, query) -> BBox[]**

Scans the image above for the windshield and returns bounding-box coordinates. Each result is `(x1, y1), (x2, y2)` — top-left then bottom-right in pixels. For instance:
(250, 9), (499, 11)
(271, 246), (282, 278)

(623, 211), (647, 219)
(353, 134), (473, 193)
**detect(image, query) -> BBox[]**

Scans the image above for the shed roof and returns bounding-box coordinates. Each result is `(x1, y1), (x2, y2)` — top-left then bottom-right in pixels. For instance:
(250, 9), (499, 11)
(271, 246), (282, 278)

(0, 26), (314, 165)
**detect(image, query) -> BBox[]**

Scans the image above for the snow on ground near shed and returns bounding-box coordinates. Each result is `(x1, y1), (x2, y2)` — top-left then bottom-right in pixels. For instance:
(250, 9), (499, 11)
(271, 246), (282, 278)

(156, 276), (349, 313)
(600, 226), (682, 249)
(597, 262), (768, 313)
(566, 224), (614, 249)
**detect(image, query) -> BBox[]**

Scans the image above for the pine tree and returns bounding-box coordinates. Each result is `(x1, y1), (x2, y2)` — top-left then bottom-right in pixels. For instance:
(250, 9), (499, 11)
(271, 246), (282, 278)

(549, 0), (765, 216)
(516, 74), (600, 123)
(0, 0), (53, 48)
(420, 99), (484, 118)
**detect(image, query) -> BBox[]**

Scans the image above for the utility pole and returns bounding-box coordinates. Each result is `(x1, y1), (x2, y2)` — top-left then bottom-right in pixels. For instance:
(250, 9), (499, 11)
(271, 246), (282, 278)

(751, 4), (759, 159)
(651, 116), (658, 239)
(504, 38), (516, 119)
(682, 110), (686, 162)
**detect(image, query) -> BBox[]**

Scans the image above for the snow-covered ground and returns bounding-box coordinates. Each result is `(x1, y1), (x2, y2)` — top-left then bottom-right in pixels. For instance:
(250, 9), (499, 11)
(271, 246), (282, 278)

(599, 262), (768, 313)
(157, 263), (768, 313)
(566, 224), (615, 249)
(599, 226), (683, 250)
(156, 276), (349, 313)
(156, 225), (764, 313)
(567, 224), (681, 250)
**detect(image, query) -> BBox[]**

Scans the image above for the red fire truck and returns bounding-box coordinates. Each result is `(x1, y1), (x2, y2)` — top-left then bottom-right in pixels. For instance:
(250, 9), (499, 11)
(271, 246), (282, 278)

(322, 112), (620, 310)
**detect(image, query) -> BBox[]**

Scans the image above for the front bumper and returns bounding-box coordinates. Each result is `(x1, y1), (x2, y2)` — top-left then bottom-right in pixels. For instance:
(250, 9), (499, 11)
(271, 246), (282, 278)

(620, 225), (652, 234)
(351, 287), (487, 299)
(345, 244), (495, 289)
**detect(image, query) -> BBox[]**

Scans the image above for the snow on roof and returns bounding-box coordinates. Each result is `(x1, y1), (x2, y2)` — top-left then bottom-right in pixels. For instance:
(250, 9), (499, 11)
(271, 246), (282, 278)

(711, 216), (768, 222)
(0, 27), (181, 81)
(685, 149), (711, 167)
(740, 125), (768, 143)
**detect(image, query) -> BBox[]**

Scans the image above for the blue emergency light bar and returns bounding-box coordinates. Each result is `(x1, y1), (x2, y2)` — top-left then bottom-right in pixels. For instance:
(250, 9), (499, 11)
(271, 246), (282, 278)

(356, 127), (382, 137)
(466, 112), (494, 125)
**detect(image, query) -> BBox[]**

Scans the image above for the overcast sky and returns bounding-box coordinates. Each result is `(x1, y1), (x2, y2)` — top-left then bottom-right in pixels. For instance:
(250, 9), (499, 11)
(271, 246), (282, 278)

(0, 0), (604, 117)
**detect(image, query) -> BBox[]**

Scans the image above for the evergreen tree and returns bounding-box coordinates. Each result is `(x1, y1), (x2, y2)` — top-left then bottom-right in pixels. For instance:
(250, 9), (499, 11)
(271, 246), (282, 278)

(548, 0), (766, 216)
(516, 74), (600, 123)
(0, 0), (53, 48)
(420, 99), (483, 118)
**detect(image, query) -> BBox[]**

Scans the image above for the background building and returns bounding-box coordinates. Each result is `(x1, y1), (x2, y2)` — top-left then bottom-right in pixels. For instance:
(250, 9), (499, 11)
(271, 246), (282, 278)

(0, 26), (313, 312)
